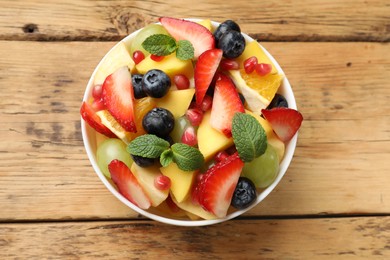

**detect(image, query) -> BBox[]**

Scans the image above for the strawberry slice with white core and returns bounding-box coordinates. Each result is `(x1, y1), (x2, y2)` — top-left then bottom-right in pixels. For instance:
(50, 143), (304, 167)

(80, 101), (116, 138)
(195, 49), (223, 106)
(159, 17), (215, 58)
(261, 107), (303, 142)
(193, 152), (244, 218)
(109, 159), (151, 210)
(102, 66), (137, 132)
(210, 73), (245, 137)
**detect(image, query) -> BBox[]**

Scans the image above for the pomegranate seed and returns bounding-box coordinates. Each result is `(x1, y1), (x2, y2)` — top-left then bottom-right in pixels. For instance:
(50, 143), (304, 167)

(181, 126), (197, 146)
(151, 54), (164, 62)
(255, 63), (272, 76)
(174, 74), (190, 90)
(215, 151), (229, 163)
(244, 56), (258, 74)
(185, 108), (203, 127)
(92, 84), (103, 100)
(154, 174), (171, 190)
(91, 98), (105, 111)
(133, 50), (145, 64)
(220, 59), (240, 71)
(200, 95), (213, 112)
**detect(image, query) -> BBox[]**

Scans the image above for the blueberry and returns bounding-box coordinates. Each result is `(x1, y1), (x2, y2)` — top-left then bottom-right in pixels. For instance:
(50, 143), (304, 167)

(217, 30), (245, 59)
(231, 177), (257, 209)
(142, 107), (175, 137)
(142, 69), (171, 98)
(132, 155), (155, 167)
(214, 20), (241, 45)
(268, 93), (288, 109)
(132, 74), (147, 99)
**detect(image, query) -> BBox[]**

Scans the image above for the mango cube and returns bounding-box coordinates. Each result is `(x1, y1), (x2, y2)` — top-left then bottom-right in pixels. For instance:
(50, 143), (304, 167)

(197, 111), (233, 161)
(155, 89), (195, 119)
(235, 41), (277, 74)
(160, 163), (196, 203)
(136, 53), (194, 79)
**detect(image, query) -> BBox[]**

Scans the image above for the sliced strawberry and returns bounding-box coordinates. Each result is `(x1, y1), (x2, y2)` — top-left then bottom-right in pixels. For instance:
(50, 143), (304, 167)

(159, 17), (215, 58)
(261, 107), (303, 142)
(80, 101), (115, 138)
(193, 152), (244, 218)
(210, 74), (245, 137)
(102, 66), (136, 132)
(195, 49), (223, 106)
(109, 160), (151, 210)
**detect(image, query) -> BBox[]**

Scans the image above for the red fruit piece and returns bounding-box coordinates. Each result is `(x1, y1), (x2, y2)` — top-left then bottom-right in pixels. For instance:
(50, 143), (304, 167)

(193, 152), (244, 218)
(80, 101), (115, 138)
(255, 63), (272, 76)
(174, 74), (190, 90)
(220, 59), (240, 71)
(244, 56), (258, 74)
(132, 50), (145, 64)
(210, 74), (245, 137)
(195, 49), (223, 106)
(109, 159), (151, 210)
(261, 107), (303, 142)
(181, 126), (198, 147)
(154, 174), (171, 190)
(159, 17), (215, 58)
(186, 108), (203, 127)
(102, 66), (137, 132)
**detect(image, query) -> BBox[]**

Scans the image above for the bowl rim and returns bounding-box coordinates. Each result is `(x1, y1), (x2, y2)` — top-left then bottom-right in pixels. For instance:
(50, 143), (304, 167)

(81, 18), (298, 226)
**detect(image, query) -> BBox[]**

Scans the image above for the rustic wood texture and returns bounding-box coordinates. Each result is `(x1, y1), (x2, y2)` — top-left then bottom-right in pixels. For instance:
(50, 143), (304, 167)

(0, 41), (389, 221)
(0, 0), (389, 42)
(1, 0), (390, 258)
(1, 217), (389, 259)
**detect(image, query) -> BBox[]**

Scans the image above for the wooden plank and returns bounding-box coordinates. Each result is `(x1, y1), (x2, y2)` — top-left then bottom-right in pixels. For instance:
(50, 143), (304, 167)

(0, 41), (389, 221)
(0, 0), (389, 42)
(0, 217), (389, 259)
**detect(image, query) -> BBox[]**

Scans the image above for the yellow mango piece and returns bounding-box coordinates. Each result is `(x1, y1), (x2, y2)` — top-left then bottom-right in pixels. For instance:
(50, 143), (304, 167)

(94, 41), (135, 85)
(197, 19), (212, 31)
(136, 53), (194, 79)
(198, 111), (234, 161)
(155, 89), (195, 119)
(236, 41), (277, 74)
(171, 194), (217, 220)
(160, 163), (196, 203)
(246, 110), (285, 161)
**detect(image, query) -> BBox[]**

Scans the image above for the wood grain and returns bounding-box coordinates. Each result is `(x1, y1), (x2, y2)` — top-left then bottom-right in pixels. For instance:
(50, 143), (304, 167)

(0, 0), (389, 42)
(0, 217), (389, 259)
(0, 41), (389, 221)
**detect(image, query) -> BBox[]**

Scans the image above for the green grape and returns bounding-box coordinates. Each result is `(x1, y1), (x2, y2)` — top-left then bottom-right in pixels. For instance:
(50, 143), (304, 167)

(128, 24), (169, 56)
(242, 145), (279, 188)
(170, 116), (191, 144)
(97, 138), (133, 178)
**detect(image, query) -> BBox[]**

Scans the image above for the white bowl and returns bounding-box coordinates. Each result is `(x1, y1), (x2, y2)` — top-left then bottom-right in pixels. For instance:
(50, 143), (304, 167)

(81, 19), (298, 226)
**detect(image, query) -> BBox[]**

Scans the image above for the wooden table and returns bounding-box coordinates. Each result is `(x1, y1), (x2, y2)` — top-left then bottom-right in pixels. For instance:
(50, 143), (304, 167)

(1, 0), (389, 258)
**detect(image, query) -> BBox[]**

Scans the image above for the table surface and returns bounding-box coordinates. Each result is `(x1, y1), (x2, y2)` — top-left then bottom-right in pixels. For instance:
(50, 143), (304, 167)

(1, 0), (389, 259)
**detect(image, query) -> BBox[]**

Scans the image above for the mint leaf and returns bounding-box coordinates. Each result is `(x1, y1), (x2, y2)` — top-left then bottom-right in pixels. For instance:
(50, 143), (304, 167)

(160, 149), (173, 167)
(176, 40), (194, 60)
(127, 134), (170, 158)
(171, 143), (204, 171)
(232, 112), (267, 162)
(142, 34), (177, 56)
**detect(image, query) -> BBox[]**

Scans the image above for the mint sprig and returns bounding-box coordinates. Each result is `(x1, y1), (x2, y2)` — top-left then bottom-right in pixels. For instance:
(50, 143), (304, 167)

(127, 134), (170, 158)
(171, 143), (204, 171)
(232, 112), (267, 162)
(142, 34), (194, 60)
(127, 134), (204, 171)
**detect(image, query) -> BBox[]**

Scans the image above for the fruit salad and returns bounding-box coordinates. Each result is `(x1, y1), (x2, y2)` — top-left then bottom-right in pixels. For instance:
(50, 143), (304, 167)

(81, 17), (303, 221)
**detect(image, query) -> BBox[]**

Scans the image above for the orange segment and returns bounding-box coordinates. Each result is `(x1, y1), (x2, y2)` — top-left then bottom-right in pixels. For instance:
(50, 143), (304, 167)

(239, 69), (283, 102)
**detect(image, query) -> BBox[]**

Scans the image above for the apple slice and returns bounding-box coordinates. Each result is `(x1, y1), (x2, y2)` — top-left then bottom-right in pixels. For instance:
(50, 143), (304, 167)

(131, 163), (169, 207)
